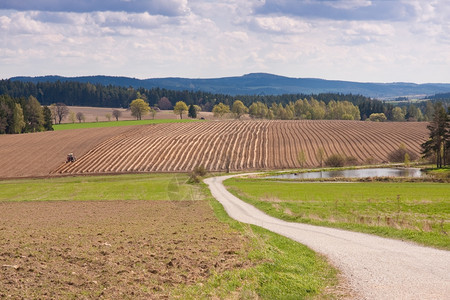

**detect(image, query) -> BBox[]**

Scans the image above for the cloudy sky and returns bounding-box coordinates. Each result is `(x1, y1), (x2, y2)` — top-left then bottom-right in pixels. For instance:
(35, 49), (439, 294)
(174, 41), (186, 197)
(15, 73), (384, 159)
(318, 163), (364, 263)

(1, 0), (449, 83)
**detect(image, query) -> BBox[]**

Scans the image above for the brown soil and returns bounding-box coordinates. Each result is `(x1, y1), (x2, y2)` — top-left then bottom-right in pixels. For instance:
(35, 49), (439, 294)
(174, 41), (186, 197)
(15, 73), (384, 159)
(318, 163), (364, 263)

(0, 126), (137, 178)
(0, 120), (428, 178)
(0, 200), (250, 299)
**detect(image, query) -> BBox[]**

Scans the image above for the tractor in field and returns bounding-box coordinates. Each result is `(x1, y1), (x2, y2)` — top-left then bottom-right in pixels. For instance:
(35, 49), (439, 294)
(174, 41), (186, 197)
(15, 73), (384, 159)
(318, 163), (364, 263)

(66, 153), (76, 163)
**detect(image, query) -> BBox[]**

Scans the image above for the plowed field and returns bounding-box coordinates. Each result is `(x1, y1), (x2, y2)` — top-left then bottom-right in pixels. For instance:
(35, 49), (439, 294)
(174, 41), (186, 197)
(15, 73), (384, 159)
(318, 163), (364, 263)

(0, 120), (428, 178)
(0, 199), (249, 298)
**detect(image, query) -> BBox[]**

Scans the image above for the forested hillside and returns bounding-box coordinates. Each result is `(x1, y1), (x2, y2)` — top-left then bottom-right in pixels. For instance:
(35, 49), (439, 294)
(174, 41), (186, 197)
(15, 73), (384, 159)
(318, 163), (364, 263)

(10, 73), (450, 98)
(0, 79), (441, 122)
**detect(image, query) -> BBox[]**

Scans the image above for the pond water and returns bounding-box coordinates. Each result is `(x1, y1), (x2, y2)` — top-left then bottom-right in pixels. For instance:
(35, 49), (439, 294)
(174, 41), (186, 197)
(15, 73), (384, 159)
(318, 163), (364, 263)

(269, 168), (423, 179)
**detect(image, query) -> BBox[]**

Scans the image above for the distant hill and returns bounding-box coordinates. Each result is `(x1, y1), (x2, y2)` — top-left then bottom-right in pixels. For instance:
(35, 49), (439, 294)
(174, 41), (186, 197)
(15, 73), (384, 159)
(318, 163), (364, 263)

(10, 73), (450, 99)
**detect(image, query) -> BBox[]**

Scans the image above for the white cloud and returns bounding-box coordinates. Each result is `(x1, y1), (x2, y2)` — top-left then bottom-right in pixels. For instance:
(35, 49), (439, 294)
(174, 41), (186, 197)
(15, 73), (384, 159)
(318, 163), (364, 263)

(248, 16), (311, 34)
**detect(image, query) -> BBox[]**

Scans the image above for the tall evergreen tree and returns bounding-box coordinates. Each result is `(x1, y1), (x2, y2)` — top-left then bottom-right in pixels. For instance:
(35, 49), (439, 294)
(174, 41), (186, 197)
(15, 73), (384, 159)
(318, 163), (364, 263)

(421, 103), (449, 168)
(42, 106), (54, 131)
(188, 104), (197, 118)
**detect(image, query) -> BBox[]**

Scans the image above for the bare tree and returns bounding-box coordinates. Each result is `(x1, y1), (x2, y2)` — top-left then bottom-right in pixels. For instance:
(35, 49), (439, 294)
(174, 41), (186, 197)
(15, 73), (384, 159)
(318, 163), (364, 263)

(112, 109), (122, 121)
(158, 97), (172, 110)
(76, 112), (85, 123)
(52, 103), (69, 124)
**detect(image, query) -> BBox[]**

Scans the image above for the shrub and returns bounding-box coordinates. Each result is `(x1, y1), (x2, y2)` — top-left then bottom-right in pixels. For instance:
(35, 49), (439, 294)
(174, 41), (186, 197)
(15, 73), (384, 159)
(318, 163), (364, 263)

(188, 165), (207, 184)
(325, 154), (346, 167)
(345, 156), (358, 166)
(388, 144), (418, 163)
(193, 165), (207, 177)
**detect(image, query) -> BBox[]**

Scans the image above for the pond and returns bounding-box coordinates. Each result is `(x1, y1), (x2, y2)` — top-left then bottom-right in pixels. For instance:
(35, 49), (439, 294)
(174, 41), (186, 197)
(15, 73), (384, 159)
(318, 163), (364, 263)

(269, 168), (424, 179)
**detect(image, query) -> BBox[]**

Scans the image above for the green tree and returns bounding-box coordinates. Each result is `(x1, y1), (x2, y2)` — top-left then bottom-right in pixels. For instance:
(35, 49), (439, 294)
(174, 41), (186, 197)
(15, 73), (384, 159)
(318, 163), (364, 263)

(69, 111), (76, 123)
(231, 100), (248, 119)
(424, 101), (434, 121)
(212, 103), (230, 118)
(150, 108), (157, 119)
(105, 113), (112, 121)
(369, 113), (387, 122)
(316, 147), (325, 167)
(392, 107), (405, 121)
(193, 105), (202, 115)
(174, 101), (188, 119)
(297, 150), (306, 168)
(12, 103), (25, 134)
(130, 99), (150, 120)
(188, 104), (197, 118)
(404, 153), (410, 167)
(42, 106), (53, 131)
(0, 101), (12, 134)
(249, 102), (268, 119)
(421, 103), (449, 168)
(25, 96), (44, 132)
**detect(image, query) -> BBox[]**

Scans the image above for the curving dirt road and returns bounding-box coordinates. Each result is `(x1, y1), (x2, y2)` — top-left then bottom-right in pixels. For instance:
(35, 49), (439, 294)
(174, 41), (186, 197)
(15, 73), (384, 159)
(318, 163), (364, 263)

(205, 174), (450, 299)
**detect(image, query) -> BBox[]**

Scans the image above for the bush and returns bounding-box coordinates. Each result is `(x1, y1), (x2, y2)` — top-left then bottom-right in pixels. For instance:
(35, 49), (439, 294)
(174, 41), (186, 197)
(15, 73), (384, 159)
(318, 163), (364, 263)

(193, 165), (207, 176)
(325, 154), (359, 167)
(345, 156), (358, 166)
(388, 144), (418, 163)
(325, 154), (346, 167)
(188, 165), (207, 184)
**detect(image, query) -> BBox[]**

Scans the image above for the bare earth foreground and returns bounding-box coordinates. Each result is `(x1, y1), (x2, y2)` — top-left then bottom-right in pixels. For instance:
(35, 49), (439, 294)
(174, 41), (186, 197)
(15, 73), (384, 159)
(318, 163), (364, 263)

(0, 120), (427, 178)
(205, 175), (450, 300)
(0, 200), (249, 298)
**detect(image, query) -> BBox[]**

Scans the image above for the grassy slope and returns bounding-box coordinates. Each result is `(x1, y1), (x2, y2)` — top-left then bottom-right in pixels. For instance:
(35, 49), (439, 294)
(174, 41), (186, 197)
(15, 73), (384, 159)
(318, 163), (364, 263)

(53, 119), (199, 130)
(0, 174), (341, 299)
(224, 178), (450, 249)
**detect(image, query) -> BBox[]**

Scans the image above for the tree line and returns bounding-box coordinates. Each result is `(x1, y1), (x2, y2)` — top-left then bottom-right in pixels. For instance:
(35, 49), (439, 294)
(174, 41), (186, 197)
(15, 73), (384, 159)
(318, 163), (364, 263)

(230, 99), (361, 120)
(1, 79), (446, 122)
(0, 94), (53, 134)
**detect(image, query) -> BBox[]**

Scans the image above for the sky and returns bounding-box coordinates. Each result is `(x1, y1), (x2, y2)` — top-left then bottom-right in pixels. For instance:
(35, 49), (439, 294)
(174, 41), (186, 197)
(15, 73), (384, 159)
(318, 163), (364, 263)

(1, 0), (450, 83)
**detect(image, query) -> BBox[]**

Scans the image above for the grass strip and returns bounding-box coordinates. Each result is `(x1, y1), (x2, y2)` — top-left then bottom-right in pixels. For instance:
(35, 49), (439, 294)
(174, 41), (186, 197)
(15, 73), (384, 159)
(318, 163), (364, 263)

(0, 174), (196, 201)
(53, 118), (200, 130)
(224, 178), (450, 250)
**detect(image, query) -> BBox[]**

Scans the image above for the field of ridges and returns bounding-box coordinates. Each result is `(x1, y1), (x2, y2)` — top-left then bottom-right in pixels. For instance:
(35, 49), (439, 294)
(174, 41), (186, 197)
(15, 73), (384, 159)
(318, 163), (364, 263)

(0, 120), (428, 178)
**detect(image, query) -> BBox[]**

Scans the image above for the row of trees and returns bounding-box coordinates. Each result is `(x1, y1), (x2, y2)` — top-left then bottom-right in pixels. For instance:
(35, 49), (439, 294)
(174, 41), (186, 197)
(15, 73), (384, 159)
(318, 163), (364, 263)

(0, 95), (53, 134)
(3, 79), (440, 121)
(210, 99), (361, 120)
(128, 98), (201, 120)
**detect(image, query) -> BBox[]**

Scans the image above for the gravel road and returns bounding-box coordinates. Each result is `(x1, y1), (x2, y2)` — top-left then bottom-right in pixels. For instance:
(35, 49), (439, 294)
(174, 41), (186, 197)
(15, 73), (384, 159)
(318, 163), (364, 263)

(205, 175), (450, 299)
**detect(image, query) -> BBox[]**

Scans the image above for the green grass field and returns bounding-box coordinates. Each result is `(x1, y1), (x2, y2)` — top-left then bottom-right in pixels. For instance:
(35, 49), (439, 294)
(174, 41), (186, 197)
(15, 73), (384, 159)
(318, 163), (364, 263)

(0, 174), (197, 201)
(224, 178), (450, 249)
(53, 119), (200, 130)
(0, 174), (340, 299)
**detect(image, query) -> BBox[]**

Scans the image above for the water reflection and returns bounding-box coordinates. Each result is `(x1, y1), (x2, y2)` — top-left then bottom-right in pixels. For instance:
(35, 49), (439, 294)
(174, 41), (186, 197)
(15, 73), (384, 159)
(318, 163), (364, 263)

(270, 168), (423, 179)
